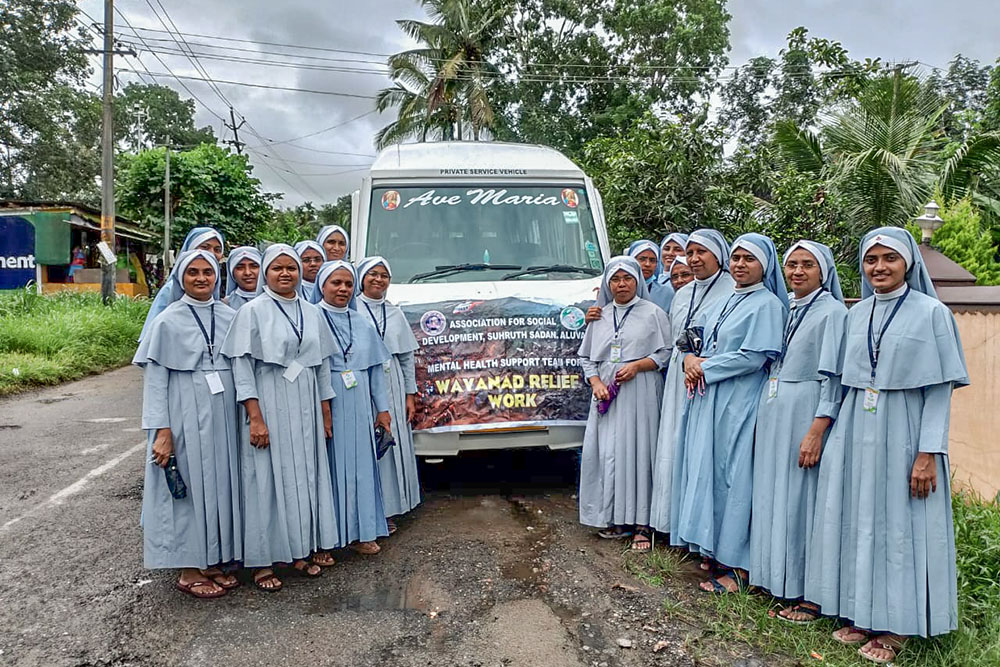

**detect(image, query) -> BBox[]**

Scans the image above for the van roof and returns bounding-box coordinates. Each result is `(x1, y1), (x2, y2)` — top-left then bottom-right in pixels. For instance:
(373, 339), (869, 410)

(369, 141), (585, 180)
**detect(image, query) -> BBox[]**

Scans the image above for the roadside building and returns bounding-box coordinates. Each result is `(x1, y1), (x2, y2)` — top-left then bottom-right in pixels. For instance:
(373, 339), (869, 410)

(0, 200), (156, 296)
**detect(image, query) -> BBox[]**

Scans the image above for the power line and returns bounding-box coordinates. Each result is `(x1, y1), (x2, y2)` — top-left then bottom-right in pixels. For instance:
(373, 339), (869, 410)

(248, 109), (377, 149)
(115, 69), (379, 98)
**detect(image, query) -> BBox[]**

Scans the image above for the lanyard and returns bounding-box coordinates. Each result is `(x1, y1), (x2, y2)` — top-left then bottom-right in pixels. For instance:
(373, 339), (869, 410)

(779, 289), (823, 361)
(272, 298), (304, 350)
(364, 301), (387, 339)
(867, 287), (909, 383)
(324, 310), (354, 360)
(684, 271), (723, 329)
(612, 305), (634, 338)
(706, 293), (750, 350)
(186, 304), (215, 356)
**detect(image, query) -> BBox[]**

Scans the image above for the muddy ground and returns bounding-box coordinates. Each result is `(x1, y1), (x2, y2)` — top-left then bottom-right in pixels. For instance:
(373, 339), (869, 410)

(0, 367), (777, 667)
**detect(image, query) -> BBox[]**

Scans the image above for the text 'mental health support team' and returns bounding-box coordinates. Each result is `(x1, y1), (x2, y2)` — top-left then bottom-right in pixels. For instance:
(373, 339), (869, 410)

(135, 221), (967, 664)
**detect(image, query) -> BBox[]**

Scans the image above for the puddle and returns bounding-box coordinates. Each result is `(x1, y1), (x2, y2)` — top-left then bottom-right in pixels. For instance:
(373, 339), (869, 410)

(308, 577), (443, 615)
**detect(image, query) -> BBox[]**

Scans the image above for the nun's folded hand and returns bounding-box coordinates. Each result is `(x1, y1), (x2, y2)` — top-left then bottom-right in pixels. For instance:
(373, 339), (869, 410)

(584, 306), (602, 323)
(683, 355), (705, 384)
(151, 428), (173, 468)
(615, 362), (639, 383)
(589, 377), (610, 402)
(910, 452), (938, 498)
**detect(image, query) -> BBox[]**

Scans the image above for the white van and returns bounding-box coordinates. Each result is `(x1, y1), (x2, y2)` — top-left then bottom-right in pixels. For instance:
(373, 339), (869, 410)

(351, 142), (611, 456)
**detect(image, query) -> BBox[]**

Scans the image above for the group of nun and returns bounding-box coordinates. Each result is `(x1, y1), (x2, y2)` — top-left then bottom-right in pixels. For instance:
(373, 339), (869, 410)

(577, 226), (968, 663)
(135, 224), (422, 597)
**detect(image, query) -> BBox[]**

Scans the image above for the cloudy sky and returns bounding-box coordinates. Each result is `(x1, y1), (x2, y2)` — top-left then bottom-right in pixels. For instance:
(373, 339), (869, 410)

(77, 0), (1000, 207)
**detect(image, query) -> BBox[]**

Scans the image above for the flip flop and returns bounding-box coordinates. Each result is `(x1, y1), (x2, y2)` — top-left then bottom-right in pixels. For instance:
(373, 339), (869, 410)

(350, 541), (381, 555)
(859, 637), (903, 664)
(253, 570), (283, 592)
(777, 604), (821, 625)
(200, 567), (240, 590)
(699, 570), (748, 595)
(630, 530), (652, 552)
(832, 626), (870, 645)
(288, 560), (323, 577)
(176, 579), (227, 599)
(597, 527), (633, 540)
(387, 519), (398, 535)
(311, 552), (337, 568)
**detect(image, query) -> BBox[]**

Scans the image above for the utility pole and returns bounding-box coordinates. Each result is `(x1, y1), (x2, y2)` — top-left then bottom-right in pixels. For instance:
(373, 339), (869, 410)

(163, 136), (172, 273)
(100, 0), (116, 304)
(224, 106), (246, 154)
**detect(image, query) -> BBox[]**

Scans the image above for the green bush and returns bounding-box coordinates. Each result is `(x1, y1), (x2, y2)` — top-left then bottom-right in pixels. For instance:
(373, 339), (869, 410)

(0, 289), (149, 395)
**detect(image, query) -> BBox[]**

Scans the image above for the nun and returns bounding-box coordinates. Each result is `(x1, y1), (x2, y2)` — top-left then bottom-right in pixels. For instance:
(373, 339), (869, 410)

(317, 225), (350, 261)
(139, 227), (225, 341)
(224, 246), (261, 310)
(805, 227), (968, 663)
(219, 244), (339, 591)
(671, 232), (787, 593)
(309, 261), (393, 554)
(577, 256), (672, 552)
(356, 256), (422, 532)
(667, 256), (694, 292)
(133, 249), (240, 598)
(749, 240), (847, 620)
(659, 232), (689, 282)
(627, 240), (672, 312)
(648, 229), (735, 538)
(295, 240), (326, 302)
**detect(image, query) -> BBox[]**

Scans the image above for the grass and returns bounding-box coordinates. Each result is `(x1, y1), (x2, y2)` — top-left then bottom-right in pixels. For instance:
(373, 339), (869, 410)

(0, 288), (149, 396)
(626, 490), (1000, 666)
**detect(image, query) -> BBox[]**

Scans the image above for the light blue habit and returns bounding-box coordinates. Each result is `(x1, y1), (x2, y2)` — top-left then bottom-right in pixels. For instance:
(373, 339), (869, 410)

(133, 250), (241, 569)
(295, 240), (325, 302)
(750, 240), (847, 599)
(139, 227), (225, 341)
(649, 229), (735, 534)
(805, 227), (969, 637)
(577, 257), (672, 528)
(224, 246), (261, 311)
(310, 260), (393, 545)
(670, 233), (787, 570)
(356, 256), (423, 519)
(219, 244), (340, 567)
(628, 240), (672, 313)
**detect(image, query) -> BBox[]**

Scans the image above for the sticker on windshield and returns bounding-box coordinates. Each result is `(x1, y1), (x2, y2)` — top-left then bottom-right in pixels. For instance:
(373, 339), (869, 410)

(381, 190), (401, 210)
(420, 310), (448, 336)
(560, 306), (586, 331)
(562, 211), (579, 225)
(561, 189), (579, 208)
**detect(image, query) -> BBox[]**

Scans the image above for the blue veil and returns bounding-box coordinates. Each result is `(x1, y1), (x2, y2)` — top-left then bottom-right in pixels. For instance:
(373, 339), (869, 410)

(782, 239), (845, 303)
(731, 232), (790, 311)
(859, 227), (937, 299)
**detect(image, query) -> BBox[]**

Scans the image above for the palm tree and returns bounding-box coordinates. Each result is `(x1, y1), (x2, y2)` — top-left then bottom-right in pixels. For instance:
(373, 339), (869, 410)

(774, 71), (947, 228)
(375, 0), (507, 149)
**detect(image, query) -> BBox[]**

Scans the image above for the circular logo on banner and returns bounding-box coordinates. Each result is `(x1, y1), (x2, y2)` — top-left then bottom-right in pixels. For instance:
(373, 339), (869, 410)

(381, 190), (401, 210)
(420, 310), (447, 336)
(559, 306), (586, 331)
(561, 188), (579, 208)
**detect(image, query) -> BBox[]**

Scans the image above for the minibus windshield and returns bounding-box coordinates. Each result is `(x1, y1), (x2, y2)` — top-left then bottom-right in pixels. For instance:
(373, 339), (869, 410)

(367, 185), (605, 283)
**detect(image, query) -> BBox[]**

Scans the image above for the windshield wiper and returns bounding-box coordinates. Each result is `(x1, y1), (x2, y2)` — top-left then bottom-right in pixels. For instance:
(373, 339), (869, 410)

(409, 263), (522, 283)
(501, 265), (603, 280)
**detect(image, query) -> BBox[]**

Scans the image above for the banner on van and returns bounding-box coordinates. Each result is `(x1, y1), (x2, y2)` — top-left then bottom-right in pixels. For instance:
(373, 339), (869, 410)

(401, 296), (594, 433)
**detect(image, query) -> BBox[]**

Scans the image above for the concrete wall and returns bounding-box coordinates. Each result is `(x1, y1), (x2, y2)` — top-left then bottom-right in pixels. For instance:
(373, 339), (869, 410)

(948, 310), (1000, 501)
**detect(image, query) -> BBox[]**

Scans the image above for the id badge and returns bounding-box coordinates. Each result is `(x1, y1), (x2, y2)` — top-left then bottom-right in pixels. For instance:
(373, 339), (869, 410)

(610, 342), (623, 363)
(863, 387), (879, 413)
(383, 359), (392, 374)
(205, 371), (225, 395)
(767, 377), (778, 400)
(283, 360), (304, 383)
(341, 370), (359, 389)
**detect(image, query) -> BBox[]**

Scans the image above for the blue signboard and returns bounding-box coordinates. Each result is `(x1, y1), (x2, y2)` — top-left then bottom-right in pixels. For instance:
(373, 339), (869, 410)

(0, 216), (37, 289)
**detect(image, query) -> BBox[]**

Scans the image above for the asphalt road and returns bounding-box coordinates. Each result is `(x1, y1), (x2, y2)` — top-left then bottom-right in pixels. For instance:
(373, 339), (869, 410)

(0, 367), (766, 667)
